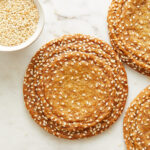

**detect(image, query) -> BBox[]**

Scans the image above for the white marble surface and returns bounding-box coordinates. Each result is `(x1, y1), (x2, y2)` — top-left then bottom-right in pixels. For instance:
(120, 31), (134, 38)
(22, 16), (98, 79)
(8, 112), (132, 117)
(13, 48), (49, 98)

(0, 0), (149, 150)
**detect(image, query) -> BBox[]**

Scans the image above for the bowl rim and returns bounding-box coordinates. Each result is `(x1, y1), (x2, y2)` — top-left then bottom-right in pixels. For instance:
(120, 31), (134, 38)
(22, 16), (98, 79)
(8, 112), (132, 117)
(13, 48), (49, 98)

(0, 0), (44, 52)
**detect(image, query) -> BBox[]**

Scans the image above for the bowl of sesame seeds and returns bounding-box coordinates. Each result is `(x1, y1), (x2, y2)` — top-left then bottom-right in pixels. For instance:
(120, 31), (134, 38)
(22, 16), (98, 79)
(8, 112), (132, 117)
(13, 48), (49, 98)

(0, 0), (44, 52)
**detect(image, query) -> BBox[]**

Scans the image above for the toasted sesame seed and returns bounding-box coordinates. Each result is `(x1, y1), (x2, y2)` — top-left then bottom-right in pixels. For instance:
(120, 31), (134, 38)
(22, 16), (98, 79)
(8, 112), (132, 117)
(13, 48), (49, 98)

(0, 0), (39, 46)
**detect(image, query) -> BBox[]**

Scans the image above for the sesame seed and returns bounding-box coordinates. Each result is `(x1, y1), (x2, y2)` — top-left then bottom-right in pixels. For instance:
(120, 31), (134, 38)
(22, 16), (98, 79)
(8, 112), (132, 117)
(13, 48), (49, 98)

(0, 0), (39, 46)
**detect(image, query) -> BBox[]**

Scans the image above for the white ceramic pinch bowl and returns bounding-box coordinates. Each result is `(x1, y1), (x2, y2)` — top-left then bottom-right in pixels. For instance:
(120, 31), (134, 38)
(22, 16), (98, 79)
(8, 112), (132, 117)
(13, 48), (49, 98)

(0, 0), (44, 52)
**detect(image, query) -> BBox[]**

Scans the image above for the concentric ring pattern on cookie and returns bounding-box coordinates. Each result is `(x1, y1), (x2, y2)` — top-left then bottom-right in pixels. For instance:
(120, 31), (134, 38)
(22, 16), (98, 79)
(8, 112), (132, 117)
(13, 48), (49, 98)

(123, 85), (150, 150)
(23, 34), (128, 139)
(108, 0), (150, 76)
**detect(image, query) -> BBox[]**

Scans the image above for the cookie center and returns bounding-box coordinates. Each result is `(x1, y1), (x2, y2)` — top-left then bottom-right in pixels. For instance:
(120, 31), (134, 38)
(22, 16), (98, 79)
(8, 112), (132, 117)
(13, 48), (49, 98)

(43, 52), (114, 123)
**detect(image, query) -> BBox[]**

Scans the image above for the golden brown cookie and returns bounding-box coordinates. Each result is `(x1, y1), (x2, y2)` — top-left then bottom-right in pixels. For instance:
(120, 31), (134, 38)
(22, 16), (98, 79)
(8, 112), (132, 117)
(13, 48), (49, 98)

(108, 0), (150, 76)
(23, 34), (128, 139)
(123, 85), (150, 150)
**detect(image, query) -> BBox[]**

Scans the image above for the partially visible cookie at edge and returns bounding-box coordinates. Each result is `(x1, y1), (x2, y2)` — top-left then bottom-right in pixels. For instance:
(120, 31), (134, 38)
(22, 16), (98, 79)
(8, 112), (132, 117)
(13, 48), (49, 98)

(123, 85), (150, 150)
(108, 0), (150, 76)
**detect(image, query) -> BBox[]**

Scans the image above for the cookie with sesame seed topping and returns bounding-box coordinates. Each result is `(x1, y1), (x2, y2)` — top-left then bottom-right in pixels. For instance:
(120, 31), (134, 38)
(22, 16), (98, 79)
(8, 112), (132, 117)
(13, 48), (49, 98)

(123, 85), (150, 150)
(108, 0), (150, 76)
(23, 34), (128, 139)
(40, 52), (116, 133)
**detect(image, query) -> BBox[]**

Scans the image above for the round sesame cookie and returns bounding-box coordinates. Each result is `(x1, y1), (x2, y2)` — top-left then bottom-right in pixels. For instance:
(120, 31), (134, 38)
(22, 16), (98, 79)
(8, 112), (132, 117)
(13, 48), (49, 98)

(39, 52), (116, 137)
(108, 0), (150, 76)
(123, 85), (150, 150)
(23, 34), (128, 139)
